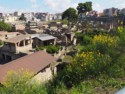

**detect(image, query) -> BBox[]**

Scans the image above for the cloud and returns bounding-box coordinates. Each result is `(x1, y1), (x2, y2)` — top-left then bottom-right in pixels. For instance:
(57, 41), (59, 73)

(29, 0), (39, 10)
(113, 0), (125, 9)
(32, 4), (39, 8)
(93, 3), (103, 12)
(43, 0), (79, 13)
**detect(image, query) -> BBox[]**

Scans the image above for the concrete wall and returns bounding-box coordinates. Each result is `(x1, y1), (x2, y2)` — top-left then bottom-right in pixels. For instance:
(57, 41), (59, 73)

(32, 67), (57, 83)
(16, 44), (32, 53)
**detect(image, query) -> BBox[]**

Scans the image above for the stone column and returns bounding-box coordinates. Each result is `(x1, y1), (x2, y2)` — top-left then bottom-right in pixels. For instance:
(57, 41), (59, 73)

(65, 36), (68, 45)
(73, 38), (77, 45)
(30, 37), (32, 44)
(54, 38), (57, 45)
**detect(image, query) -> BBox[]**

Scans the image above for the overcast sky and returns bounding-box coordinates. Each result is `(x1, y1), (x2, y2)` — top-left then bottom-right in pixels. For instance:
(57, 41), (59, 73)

(0, 0), (124, 13)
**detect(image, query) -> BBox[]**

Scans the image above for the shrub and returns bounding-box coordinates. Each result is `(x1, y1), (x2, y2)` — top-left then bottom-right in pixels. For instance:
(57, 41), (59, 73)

(93, 34), (118, 48)
(72, 52), (111, 76)
(46, 45), (60, 54)
(107, 54), (125, 78)
(0, 21), (12, 31)
(36, 45), (61, 54)
(75, 32), (84, 44)
(83, 35), (92, 45)
(92, 34), (118, 54)
(61, 51), (111, 86)
(63, 55), (73, 63)
(0, 71), (47, 94)
(75, 33), (92, 45)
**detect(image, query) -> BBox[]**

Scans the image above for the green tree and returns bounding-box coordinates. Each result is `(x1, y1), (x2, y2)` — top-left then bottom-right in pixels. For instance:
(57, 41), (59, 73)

(19, 13), (26, 21)
(0, 21), (12, 31)
(62, 8), (78, 25)
(77, 2), (92, 15)
(77, 1), (92, 23)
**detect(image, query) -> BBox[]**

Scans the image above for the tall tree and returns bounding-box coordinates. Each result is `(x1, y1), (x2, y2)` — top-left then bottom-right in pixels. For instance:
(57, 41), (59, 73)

(77, 2), (92, 21)
(62, 8), (78, 25)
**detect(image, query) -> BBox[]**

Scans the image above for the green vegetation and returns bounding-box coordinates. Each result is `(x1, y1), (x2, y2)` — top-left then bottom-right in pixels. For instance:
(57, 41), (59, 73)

(0, 21), (12, 31)
(62, 8), (78, 24)
(0, 71), (47, 94)
(36, 45), (61, 54)
(19, 13), (26, 21)
(1, 1), (125, 94)
(54, 19), (68, 25)
(63, 55), (73, 63)
(77, 2), (92, 15)
(46, 26), (125, 94)
(0, 40), (3, 46)
(1, 26), (125, 94)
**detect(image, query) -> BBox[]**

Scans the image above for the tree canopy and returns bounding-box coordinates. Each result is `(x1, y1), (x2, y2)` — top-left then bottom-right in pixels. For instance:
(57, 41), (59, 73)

(77, 2), (92, 14)
(62, 8), (78, 23)
(0, 21), (12, 31)
(19, 13), (26, 21)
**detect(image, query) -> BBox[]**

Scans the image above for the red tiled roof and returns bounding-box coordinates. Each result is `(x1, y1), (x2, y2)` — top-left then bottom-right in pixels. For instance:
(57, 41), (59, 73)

(0, 51), (56, 83)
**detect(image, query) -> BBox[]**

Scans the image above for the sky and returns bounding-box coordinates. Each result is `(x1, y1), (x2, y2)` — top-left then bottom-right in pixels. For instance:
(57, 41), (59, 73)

(0, 0), (124, 13)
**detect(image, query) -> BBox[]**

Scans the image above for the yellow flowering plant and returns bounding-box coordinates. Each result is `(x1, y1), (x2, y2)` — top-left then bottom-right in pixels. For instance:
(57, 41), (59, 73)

(71, 51), (111, 77)
(92, 34), (119, 54)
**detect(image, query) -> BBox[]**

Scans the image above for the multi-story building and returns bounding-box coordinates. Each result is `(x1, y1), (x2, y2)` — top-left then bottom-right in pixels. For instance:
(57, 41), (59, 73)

(4, 16), (18, 23)
(23, 13), (33, 22)
(14, 11), (22, 17)
(35, 12), (54, 21)
(54, 13), (62, 20)
(0, 35), (32, 62)
(120, 8), (125, 15)
(23, 12), (39, 22)
(87, 10), (98, 17)
(103, 7), (119, 16)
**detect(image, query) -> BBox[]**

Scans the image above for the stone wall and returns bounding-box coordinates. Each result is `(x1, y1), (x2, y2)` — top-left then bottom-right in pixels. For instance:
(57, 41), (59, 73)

(32, 67), (57, 83)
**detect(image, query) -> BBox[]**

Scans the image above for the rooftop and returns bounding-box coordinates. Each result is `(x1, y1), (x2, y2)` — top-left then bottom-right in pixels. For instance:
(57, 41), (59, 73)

(0, 51), (56, 83)
(31, 34), (56, 41)
(0, 31), (20, 35)
(4, 34), (31, 43)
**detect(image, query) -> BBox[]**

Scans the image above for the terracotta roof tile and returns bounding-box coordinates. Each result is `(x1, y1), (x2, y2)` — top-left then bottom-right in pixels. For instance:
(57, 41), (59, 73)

(0, 51), (56, 83)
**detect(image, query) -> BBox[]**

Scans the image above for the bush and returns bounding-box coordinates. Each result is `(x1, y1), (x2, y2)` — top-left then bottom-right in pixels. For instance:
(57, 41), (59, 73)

(92, 34), (118, 54)
(75, 33), (92, 45)
(107, 54), (125, 78)
(36, 45), (61, 54)
(73, 52), (111, 76)
(46, 46), (60, 54)
(0, 21), (12, 31)
(0, 71), (47, 94)
(59, 51), (111, 86)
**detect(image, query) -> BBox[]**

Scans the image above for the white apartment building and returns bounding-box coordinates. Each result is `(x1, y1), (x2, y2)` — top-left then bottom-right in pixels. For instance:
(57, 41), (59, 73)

(4, 16), (18, 23)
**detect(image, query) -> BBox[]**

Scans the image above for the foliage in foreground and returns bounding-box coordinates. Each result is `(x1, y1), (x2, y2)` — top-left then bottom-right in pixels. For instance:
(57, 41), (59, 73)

(0, 71), (47, 94)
